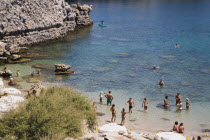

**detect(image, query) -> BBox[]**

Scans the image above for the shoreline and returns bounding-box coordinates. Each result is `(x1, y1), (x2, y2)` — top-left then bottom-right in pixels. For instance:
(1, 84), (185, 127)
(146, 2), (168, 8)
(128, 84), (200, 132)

(0, 73), (210, 139)
(0, 64), (210, 139)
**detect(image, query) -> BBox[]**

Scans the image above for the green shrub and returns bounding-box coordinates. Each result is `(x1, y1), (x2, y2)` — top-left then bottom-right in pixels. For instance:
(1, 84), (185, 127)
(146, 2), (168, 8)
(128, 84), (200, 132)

(0, 86), (96, 140)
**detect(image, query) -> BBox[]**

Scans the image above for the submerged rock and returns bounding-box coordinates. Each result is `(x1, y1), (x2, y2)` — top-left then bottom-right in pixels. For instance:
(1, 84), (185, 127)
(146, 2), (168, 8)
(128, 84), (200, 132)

(55, 71), (74, 75)
(7, 58), (31, 64)
(25, 76), (46, 83)
(181, 81), (191, 86)
(161, 117), (170, 121)
(114, 53), (132, 58)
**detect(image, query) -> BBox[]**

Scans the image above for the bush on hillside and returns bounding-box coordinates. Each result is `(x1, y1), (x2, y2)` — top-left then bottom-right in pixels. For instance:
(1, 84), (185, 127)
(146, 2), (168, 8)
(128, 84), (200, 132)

(0, 86), (96, 140)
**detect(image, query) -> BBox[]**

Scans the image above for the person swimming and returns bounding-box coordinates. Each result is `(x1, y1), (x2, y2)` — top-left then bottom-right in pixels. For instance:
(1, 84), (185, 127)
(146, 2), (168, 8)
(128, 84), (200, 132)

(153, 65), (160, 69)
(175, 44), (180, 48)
(110, 104), (116, 122)
(159, 80), (164, 86)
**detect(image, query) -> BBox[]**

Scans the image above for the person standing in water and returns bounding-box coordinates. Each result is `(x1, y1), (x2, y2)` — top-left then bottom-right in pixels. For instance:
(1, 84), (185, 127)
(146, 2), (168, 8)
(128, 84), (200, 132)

(178, 123), (184, 133)
(99, 91), (104, 103)
(159, 79), (164, 86)
(127, 98), (135, 113)
(110, 104), (116, 122)
(177, 100), (183, 110)
(164, 96), (170, 107)
(121, 108), (126, 126)
(186, 98), (190, 109)
(142, 98), (148, 110)
(105, 91), (114, 105)
(16, 70), (20, 77)
(175, 93), (182, 105)
(37, 70), (42, 76)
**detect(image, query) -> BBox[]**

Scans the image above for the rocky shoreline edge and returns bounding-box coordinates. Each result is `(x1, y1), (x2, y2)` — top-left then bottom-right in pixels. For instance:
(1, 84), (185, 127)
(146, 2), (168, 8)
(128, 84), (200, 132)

(0, 0), (93, 63)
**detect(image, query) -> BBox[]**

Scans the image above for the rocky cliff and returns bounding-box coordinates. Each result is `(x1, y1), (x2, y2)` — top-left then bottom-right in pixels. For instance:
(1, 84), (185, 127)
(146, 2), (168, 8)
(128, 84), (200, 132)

(0, 0), (92, 62)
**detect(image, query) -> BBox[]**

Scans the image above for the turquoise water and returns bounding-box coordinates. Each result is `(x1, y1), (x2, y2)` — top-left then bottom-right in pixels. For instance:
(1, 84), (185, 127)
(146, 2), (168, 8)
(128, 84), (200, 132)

(2, 0), (210, 136)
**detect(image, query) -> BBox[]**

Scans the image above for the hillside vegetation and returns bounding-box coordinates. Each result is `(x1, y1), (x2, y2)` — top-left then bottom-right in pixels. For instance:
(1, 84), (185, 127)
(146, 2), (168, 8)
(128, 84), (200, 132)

(0, 86), (96, 140)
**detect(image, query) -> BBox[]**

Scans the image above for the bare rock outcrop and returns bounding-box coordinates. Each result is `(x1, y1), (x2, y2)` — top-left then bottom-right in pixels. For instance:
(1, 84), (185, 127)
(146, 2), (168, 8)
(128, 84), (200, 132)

(55, 64), (74, 75)
(27, 83), (44, 97)
(0, 0), (93, 62)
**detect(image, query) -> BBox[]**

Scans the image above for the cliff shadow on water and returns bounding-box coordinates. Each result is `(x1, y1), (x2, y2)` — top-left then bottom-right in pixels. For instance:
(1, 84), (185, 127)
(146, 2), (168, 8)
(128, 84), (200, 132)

(26, 25), (93, 60)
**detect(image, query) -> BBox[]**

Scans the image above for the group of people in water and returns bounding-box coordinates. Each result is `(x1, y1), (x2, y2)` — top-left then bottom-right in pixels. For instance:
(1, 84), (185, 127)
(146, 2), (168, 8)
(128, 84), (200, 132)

(97, 88), (192, 135)
(98, 91), (149, 126)
(1, 67), (42, 86)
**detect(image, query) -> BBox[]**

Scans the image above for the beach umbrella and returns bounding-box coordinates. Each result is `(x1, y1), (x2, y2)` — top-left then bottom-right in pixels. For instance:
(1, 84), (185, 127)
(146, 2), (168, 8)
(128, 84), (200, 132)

(155, 132), (185, 140)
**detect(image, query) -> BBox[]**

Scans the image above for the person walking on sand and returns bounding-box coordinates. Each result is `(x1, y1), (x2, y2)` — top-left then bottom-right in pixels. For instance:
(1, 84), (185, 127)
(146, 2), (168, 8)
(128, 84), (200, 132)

(142, 98), (148, 110)
(178, 123), (184, 133)
(172, 121), (179, 132)
(159, 79), (164, 86)
(127, 98), (135, 113)
(164, 96), (169, 107)
(105, 91), (113, 105)
(110, 104), (116, 122)
(99, 91), (104, 103)
(186, 98), (190, 109)
(121, 108), (126, 126)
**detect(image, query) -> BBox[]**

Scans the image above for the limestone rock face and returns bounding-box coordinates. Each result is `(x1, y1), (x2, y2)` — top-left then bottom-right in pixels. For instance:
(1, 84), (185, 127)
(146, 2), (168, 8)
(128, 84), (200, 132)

(27, 83), (44, 97)
(0, 0), (93, 46)
(55, 64), (74, 75)
(55, 64), (70, 72)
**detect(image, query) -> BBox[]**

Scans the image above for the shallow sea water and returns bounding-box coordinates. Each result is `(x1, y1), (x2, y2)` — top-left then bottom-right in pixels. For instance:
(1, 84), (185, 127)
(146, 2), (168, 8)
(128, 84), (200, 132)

(1, 0), (210, 136)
